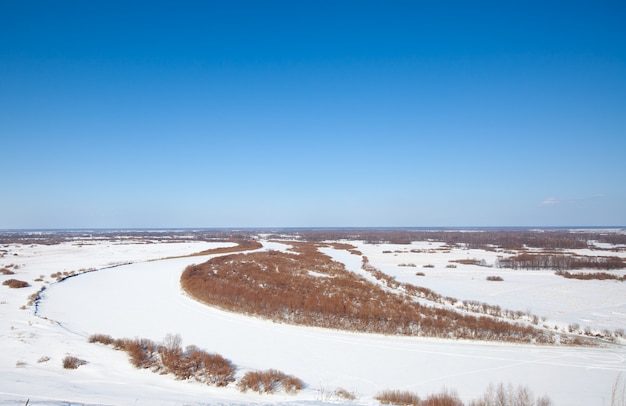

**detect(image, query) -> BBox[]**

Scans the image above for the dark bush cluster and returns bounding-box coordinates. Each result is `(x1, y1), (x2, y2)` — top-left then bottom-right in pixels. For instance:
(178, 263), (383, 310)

(497, 253), (625, 271)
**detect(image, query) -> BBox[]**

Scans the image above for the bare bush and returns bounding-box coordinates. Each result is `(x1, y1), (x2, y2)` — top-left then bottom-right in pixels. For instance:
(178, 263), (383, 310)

(238, 369), (304, 394)
(612, 373), (625, 406)
(375, 389), (421, 405)
(3, 279), (29, 288)
(124, 338), (159, 369)
(159, 333), (183, 374)
(486, 276), (504, 282)
(0, 267), (15, 275)
(62, 356), (87, 369)
(469, 382), (551, 406)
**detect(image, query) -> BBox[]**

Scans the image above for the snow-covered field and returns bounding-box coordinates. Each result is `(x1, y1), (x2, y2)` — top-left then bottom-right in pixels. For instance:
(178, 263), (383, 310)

(1, 236), (625, 405)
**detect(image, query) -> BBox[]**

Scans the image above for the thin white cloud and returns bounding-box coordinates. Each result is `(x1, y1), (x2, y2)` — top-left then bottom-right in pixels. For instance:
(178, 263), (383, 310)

(541, 197), (560, 206)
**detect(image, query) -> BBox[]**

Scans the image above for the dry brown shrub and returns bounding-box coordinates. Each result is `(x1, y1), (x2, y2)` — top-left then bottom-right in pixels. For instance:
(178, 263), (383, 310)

(0, 267), (15, 275)
(422, 388), (463, 406)
(159, 333), (183, 375)
(181, 346), (236, 386)
(238, 369), (304, 394)
(88, 334), (115, 345)
(124, 338), (158, 369)
(375, 389), (421, 405)
(88, 333), (236, 387)
(486, 276), (504, 282)
(62, 355), (87, 369)
(2, 279), (29, 288)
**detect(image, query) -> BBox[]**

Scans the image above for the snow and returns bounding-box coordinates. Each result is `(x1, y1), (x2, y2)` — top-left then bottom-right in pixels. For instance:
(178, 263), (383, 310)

(353, 241), (626, 332)
(1, 237), (625, 405)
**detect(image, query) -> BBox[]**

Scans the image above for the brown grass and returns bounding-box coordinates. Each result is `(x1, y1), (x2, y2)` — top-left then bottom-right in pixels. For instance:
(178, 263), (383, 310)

(0, 267), (15, 275)
(2, 279), (29, 288)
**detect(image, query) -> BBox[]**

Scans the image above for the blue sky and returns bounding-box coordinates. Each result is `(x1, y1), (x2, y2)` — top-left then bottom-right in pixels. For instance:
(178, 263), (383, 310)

(1, 1), (625, 228)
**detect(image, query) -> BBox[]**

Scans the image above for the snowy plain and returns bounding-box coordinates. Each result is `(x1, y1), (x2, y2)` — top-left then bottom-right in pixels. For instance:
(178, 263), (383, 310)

(0, 235), (625, 405)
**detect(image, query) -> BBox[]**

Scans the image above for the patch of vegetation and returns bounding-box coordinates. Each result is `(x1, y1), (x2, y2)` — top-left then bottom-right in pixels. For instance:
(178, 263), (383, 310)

(486, 276), (504, 282)
(238, 369), (305, 394)
(181, 242), (569, 344)
(556, 270), (626, 281)
(469, 382), (552, 406)
(62, 356), (87, 369)
(3, 279), (29, 288)
(450, 258), (490, 267)
(375, 389), (421, 405)
(89, 333), (236, 387)
(376, 384), (551, 406)
(497, 253), (625, 271)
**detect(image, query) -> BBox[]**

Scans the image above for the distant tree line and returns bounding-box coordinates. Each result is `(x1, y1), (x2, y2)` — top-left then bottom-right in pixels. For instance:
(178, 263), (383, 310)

(496, 253), (625, 271)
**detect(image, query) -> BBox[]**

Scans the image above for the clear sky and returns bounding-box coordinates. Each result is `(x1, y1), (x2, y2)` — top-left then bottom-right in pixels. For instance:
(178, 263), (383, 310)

(1, 1), (625, 229)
